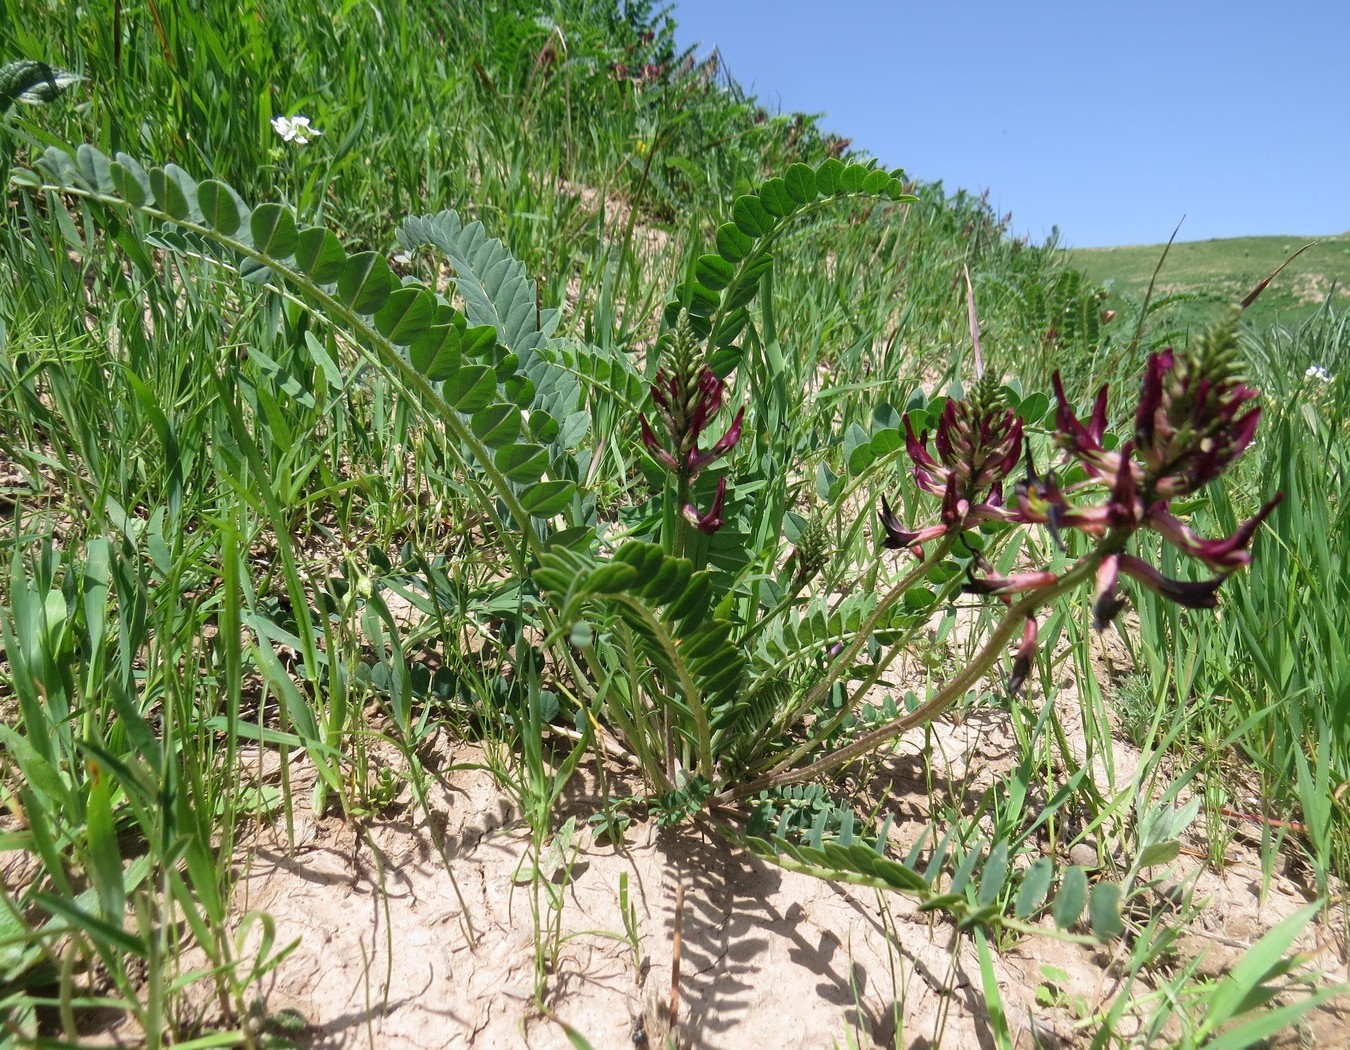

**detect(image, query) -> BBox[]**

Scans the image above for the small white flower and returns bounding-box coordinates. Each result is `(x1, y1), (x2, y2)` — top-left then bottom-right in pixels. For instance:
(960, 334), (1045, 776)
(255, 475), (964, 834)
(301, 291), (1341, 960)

(271, 114), (323, 146)
(1305, 364), (1333, 383)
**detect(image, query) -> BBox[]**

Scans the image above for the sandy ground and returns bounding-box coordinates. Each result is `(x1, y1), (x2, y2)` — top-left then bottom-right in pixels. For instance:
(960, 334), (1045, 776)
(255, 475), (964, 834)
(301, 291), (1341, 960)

(224, 708), (1350, 1050)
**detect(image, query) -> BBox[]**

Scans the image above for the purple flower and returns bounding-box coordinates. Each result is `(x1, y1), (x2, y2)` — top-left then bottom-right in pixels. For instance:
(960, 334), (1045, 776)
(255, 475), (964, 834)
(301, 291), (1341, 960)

(683, 476), (727, 535)
(881, 378), (1023, 554)
(641, 367), (744, 481)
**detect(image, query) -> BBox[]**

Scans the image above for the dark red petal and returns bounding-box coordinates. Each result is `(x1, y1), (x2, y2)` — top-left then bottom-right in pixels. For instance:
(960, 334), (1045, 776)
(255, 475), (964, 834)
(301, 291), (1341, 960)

(1092, 554), (1125, 631)
(683, 475), (728, 535)
(1089, 384), (1110, 442)
(903, 415), (938, 471)
(1008, 616), (1039, 696)
(1118, 554), (1224, 609)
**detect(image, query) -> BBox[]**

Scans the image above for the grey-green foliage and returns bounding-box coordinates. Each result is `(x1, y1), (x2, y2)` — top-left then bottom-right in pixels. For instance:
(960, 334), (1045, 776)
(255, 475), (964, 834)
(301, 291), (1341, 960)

(0, 59), (80, 115)
(397, 211), (589, 454)
(24, 144), (583, 538)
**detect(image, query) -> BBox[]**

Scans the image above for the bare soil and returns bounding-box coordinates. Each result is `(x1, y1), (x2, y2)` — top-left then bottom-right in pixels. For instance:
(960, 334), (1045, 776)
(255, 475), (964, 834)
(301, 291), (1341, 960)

(224, 714), (1350, 1050)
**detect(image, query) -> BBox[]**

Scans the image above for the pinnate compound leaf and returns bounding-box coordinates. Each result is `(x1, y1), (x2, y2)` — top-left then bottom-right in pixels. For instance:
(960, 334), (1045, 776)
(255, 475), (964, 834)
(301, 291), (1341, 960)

(338, 251), (393, 314)
(397, 211), (556, 363)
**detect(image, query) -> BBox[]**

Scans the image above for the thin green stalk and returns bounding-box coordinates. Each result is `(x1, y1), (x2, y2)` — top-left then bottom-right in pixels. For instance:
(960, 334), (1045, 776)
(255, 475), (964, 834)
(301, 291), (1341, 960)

(740, 534), (957, 780)
(729, 531), (1122, 798)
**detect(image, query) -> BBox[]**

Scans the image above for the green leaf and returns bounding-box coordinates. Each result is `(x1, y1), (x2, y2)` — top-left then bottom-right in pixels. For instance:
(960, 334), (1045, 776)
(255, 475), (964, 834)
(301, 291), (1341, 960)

(712, 308), (748, 347)
(732, 194), (774, 237)
(839, 163), (869, 193)
(110, 156), (151, 207)
(520, 480), (574, 517)
(1052, 866), (1088, 928)
(0, 59), (81, 111)
(978, 840), (1010, 907)
(586, 562), (640, 594)
(250, 203), (298, 259)
(1087, 881), (1124, 940)
(84, 764), (125, 923)
(470, 403), (523, 448)
(445, 364), (496, 413)
(1136, 839), (1181, 868)
(869, 427), (902, 457)
(758, 177), (794, 217)
(862, 168), (892, 194)
(684, 280), (720, 318)
(76, 144), (114, 194)
(695, 254), (735, 292)
(495, 443), (549, 483)
(816, 158), (845, 195)
(374, 287), (435, 345)
(1015, 857), (1054, 918)
(337, 251), (393, 314)
(716, 222), (754, 262)
(197, 179), (245, 235)
(150, 167), (191, 220)
(784, 163), (818, 204)
(293, 226), (346, 284)
(409, 324), (457, 379)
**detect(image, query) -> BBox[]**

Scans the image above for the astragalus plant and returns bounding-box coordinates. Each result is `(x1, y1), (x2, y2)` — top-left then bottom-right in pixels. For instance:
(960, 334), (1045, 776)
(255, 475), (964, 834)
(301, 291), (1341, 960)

(16, 142), (1287, 946)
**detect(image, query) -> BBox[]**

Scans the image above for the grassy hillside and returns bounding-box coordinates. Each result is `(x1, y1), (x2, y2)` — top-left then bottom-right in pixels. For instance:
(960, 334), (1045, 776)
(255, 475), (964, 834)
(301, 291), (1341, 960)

(1067, 233), (1350, 332)
(2, 3), (1348, 1047)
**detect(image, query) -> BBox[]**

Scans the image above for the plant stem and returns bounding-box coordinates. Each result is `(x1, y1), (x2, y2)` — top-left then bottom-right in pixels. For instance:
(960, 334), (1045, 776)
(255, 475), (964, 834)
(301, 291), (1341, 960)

(742, 534), (957, 780)
(726, 531), (1124, 799)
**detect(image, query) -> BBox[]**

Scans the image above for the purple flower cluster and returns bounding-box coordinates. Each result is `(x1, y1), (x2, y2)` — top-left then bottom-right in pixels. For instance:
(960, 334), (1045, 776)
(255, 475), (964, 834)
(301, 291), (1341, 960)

(640, 365), (744, 535)
(879, 337), (1281, 692)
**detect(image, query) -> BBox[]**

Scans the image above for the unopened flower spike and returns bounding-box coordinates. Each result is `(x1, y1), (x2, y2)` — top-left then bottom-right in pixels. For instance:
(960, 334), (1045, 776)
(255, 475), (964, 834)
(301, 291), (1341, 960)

(880, 377), (1024, 555)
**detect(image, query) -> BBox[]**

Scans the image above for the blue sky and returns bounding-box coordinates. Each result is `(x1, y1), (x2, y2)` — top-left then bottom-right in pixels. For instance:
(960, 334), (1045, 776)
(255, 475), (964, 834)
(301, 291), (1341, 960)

(670, 2), (1348, 248)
